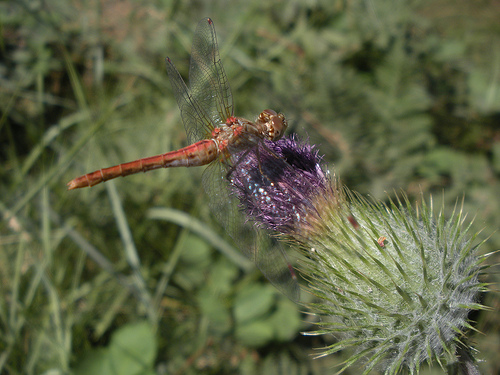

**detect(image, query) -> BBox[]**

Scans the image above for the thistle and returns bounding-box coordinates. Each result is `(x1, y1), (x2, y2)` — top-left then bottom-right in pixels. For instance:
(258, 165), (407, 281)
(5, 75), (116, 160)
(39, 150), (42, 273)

(229, 135), (330, 236)
(230, 135), (490, 374)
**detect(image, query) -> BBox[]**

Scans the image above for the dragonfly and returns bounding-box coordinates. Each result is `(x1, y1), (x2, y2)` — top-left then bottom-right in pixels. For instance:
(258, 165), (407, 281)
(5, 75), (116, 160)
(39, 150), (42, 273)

(67, 18), (299, 301)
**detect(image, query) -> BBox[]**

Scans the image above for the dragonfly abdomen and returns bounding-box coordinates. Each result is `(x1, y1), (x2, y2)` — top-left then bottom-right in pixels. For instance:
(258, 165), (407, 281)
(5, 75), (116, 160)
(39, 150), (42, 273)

(144, 139), (218, 169)
(67, 139), (218, 190)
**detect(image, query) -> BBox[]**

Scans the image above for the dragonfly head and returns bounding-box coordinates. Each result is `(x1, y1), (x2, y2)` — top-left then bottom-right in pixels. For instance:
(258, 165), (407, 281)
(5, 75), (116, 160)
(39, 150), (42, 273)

(258, 109), (288, 141)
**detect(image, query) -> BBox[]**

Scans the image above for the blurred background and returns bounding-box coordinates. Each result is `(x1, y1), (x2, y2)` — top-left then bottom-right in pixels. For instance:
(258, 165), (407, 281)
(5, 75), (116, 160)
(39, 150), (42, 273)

(1, 0), (499, 374)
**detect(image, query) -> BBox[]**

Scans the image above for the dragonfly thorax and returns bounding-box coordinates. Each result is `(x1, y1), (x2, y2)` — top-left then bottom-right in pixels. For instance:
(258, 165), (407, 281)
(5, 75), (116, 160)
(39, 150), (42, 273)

(211, 109), (287, 156)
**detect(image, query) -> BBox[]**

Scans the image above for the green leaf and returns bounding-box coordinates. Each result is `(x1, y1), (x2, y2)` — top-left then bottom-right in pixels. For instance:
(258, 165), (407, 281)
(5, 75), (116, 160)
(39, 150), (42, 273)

(178, 234), (212, 265)
(233, 284), (275, 325)
(73, 321), (157, 375)
(197, 289), (232, 335)
(235, 319), (274, 347)
(108, 321), (157, 374)
(469, 68), (500, 113)
(434, 39), (466, 62)
(207, 257), (240, 295)
(268, 297), (302, 341)
(174, 234), (213, 290)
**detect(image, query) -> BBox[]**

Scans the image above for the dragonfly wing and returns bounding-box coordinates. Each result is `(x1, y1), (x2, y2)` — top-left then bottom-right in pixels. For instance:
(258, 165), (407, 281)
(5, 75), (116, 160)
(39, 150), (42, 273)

(202, 154), (300, 301)
(251, 232), (300, 302)
(189, 18), (233, 127)
(165, 57), (214, 144)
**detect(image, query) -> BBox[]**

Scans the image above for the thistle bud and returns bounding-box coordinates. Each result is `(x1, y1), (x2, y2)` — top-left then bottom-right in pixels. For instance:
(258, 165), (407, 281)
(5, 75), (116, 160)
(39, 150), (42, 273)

(230, 135), (489, 374)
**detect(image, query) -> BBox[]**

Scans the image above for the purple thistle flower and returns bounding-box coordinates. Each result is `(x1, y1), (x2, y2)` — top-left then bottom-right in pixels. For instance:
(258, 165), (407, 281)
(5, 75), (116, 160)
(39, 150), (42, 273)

(228, 135), (330, 235)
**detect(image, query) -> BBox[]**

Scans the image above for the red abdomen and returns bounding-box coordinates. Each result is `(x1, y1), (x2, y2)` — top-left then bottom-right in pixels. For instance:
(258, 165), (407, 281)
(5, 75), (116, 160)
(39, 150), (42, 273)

(67, 139), (218, 189)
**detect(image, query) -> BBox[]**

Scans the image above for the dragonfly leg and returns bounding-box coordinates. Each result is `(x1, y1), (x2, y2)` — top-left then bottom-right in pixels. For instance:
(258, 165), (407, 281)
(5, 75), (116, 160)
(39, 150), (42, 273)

(253, 145), (285, 187)
(224, 148), (253, 181)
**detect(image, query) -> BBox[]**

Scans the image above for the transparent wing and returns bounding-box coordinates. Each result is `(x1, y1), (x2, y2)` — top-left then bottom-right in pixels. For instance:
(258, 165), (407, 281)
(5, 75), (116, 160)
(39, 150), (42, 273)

(202, 150), (300, 301)
(165, 18), (233, 145)
(189, 18), (233, 128)
(165, 57), (214, 143)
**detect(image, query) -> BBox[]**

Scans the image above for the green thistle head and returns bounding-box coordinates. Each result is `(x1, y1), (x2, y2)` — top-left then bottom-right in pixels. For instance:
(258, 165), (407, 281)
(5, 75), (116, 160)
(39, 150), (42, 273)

(302, 188), (489, 374)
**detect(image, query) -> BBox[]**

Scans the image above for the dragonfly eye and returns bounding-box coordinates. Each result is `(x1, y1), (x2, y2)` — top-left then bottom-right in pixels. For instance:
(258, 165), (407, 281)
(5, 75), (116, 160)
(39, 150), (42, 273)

(259, 109), (287, 141)
(270, 113), (287, 141)
(260, 109), (277, 120)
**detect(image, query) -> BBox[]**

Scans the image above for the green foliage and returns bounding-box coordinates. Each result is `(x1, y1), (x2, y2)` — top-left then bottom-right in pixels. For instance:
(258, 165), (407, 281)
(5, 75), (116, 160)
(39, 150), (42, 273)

(74, 321), (157, 375)
(1, 0), (498, 374)
(233, 284), (302, 347)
